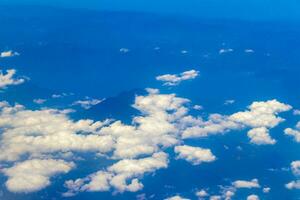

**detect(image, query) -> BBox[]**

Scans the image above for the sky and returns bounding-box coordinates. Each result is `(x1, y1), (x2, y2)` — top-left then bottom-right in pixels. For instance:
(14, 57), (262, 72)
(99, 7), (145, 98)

(0, 1), (300, 200)
(2, 0), (300, 21)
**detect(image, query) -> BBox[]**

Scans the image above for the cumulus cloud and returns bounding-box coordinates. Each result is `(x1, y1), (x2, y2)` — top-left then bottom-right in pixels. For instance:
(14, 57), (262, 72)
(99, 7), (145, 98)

(64, 152), (168, 194)
(247, 194), (260, 200)
(174, 145), (216, 165)
(284, 122), (300, 142)
(183, 99), (291, 145)
(193, 105), (203, 110)
(165, 195), (190, 200)
(0, 89), (193, 193)
(72, 98), (104, 109)
(196, 189), (209, 198)
(286, 181), (300, 189)
(285, 160), (300, 190)
(0, 88), (291, 195)
(263, 187), (271, 193)
(156, 70), (199, 86)
(291, 161), (300, 176)
(247, 127), (276, 145)
(0, 69), (25, 89)
(3, 159), (74, 192)
(293, 109), (300, 115)
(0, 50), (19, 58)
(232, 179), (260, 188)
(229, 100), (291, 128)
(210, 195), (221, 200)
(0, 102), (114, 162)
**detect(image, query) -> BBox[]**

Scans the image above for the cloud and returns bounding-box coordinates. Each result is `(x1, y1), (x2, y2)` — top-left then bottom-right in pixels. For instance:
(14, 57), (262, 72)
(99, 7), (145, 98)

(72, 98), (104, 109)
(64, 152), (168, 194)
(0, 102), (114, 162)
(164, 195), (190, 200)
(181, 50), (188, 54)
(284, 122), (300, 142)
(229, 99), (291, 128)
(51, 92), (74, 99)
(3, 159), (74, 192)
(0, 88), (292, 195)
(193, 105), (203, 110)
(232, 179), (260, 188)
(291, 161), (300, 176)
(247, 127), (276, 145)
(174, 145), (216, 165)
(247, 194), (260, 200)
(209, 195), (221, 200)
(286, 181), (300, 189)
(293, 109), (300, 115)
(245, 49), (255, 53)
(196, 189), (209, 198)
(219, 48), (233, 54)
(263, 187), (271, 193)
(0, 50), (19, 58)
(0, 69), (25, 89)
(120, 48), (129, 53)
(224, 100), (235, 105)
(183, 99), (291, 145)
(285, 160), (300, 190)
(33, 98), (47, 104)
(156, 70), (199, 86)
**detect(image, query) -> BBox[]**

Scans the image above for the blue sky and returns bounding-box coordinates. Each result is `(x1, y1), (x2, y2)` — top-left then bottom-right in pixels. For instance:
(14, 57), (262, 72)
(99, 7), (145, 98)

(2, 0), (300, 21)
(0, 1), (300, 200)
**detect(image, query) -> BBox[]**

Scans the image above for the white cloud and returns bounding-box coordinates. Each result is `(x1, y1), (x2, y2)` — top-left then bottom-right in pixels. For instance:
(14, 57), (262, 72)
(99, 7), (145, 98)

(165, 195), (190, 200)
(286, 181), (300, 189)
(196, 189), (208, 198)
(229, 99), (291, 128)
(51, 92), (73, 98)
(0, 69), (25, 89)
(224, 100), (235, 105)
(291, 161), (300, 176)
(0, 50), (19, 58)
(181, 50), (188, 54)
(210, 195), (221, 200)
(293, 109), (300, 115)
(224, 190), (235, 200)
(0, 102), (114, 162)
(193, 105), (203, 110)
(156, 70), (199, 86)
(285, 160), (300, 190)
(120, 48), (129, 53)
(233, 179), (260, 189)
(247, 194), (260, 200)
(219, 48), (233, 54)
(174, 145), (216, 165)
(72, 98), (104, 109)
(284, 122), (300, 142)
(3, 159), (74, 192)
(182, 114), (241, 139)
(247, 127), (276, 145)
(0, 89), (193, 193)
(183, 99), (291, 145)
(64, 152), (168, 194)
(0, 88), (292, 195)
(33, 98), (47, 104)
(263, 187), (271, 193)
(245, 49), (255, 53)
